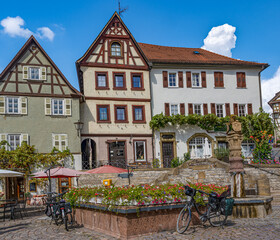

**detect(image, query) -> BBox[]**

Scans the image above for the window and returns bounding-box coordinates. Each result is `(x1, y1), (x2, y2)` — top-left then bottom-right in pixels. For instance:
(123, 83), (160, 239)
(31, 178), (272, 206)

(189, 136), (212, 158)
(214, 72), (224, 87)
(7, 134), (20, 151)
(115, 105), (128, 123)
(96, 72), (108, 89)
(131, 73), (144, 90)
(52, 99), (64, 115)
(192, 73), (200, 87)
(134, 141), (146, 161)
(133, 106), (145, 123)
(29, 67), (40, 80)
(218, 141), (228, 149)
(168, 73), (177, 87)
(52, 134), (68, 151)
(29, 182), (37, 192)
(97, 105), (110, 123)
(242, 140), (255, 159)
(6, 97), (19, 114)
(113, 73), (126, 89)
(238, 104), (246, 117)
(194, 104), (202, 115)
(170, 104), (179, 115)
(111, 42), (121, 56)
(216, 104), (224, 117)
(237, 72), (246, 88)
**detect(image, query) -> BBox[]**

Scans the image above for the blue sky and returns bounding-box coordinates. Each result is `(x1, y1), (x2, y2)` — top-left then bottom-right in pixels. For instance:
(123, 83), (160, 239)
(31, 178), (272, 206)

(0, 0), (279, 110)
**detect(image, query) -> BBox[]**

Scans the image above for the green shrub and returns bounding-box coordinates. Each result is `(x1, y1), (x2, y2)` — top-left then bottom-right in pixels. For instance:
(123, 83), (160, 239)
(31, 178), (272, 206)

(152, 158), (160, 168)
(171, 157), (181, 168)
(183, 152), (190, 162)
(214, 147), (229, 162)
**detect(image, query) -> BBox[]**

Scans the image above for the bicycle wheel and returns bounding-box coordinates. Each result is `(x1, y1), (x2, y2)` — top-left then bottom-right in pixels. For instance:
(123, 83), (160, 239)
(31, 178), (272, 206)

(66, 213), (73, 227)
(177, 206), (192, 234)
(207, 206), (227, 227)
(62, 210), (69, 231)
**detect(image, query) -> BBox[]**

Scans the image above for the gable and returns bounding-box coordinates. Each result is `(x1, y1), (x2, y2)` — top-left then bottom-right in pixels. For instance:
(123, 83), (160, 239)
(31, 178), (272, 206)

(0, 36), (81, 98)
(78, 13), (149, 71)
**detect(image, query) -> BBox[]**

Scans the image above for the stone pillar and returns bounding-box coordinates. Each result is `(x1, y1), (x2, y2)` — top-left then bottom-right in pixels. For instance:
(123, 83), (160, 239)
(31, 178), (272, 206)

(226, 117), (245, 198)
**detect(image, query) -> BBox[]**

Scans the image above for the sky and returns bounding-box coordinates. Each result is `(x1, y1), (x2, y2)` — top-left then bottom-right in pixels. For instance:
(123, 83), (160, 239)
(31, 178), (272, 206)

(0, 0), (279, 112)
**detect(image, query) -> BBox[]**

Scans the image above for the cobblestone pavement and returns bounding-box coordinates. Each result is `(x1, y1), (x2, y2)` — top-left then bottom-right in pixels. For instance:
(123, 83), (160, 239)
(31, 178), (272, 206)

(1, 207), (280, 240)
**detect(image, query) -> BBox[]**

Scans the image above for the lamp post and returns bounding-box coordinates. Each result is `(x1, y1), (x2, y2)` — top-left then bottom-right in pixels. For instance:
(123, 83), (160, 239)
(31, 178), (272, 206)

(74, 121), (84, 137)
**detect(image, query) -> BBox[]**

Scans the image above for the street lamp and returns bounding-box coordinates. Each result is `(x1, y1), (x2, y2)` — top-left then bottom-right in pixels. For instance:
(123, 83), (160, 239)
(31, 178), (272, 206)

(74, 121), (84, 137)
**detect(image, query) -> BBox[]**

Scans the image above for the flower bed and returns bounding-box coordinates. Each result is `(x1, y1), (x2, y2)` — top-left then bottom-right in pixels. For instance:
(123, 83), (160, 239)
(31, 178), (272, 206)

(66, 182), (228, 208)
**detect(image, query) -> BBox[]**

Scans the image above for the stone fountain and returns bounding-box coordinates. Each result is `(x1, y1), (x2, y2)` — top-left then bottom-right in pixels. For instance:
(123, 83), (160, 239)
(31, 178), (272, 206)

(226, 117), (273, 218)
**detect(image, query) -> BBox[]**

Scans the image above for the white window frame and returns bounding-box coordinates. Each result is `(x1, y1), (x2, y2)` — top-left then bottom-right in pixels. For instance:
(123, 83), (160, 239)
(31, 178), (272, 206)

(216, 104), (225, 118)
(52, 99), (65, 115)
(193, 104), (203, 115)
(134, 141), (146, 161)
(192, 72), (201, 87)
(4, 133), (28, 151)
(29, 67), (40, 80)
(242, 140), (255, 159)
(6, 97), (20, 114)
(97, 74), (107, 87)
(170, 104), (179, 115)
(189, 136), (212, 159)
(52, 134), (68, 151)
(168, 73), (178, 87)
(7, 134), (21, 151)
(238, 104), (247, 117)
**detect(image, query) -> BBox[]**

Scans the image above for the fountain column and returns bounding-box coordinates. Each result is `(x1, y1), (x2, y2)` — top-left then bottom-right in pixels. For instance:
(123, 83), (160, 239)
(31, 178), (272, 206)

(226, 117), (245, 198)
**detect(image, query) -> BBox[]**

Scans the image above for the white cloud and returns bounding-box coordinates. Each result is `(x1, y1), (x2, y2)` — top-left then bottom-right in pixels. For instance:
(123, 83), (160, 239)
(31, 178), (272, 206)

(201, 24), (237, 57)
(36, 27), (55, 41)
(262, 66), (280, 113)
(0, 16), (55, 41)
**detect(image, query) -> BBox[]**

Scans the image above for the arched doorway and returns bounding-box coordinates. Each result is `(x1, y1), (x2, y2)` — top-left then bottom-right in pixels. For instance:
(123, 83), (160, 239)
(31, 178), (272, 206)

(81, 139), (96, 169)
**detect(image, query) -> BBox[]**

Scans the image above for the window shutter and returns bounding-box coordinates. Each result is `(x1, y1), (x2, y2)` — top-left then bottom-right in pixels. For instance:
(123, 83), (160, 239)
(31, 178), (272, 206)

(248, 103), (253, 115)
(234, 103), (238, 115)
(242, 72), (246, 88)
(0, 96), (5, 114)
(211, 103), (216, 114)
(0, 134), (7, 142)
(219, 72), (224, 87)
(20, 97), (27, 115)
(178, 71), (183, 88)
(225, 103), (230, 116)
(186, 72), (191, 88)
(203, 104), (208, 115)
(188, 103), (193, 114)
(64, 99), (72, 116)
(180, 103), (185, 115)
(52, 134), (60, 150)
(23, 66), (28, 79)
(20, 134), (29, 144)
(41, 67), (46, 80)
(237, 73), (242, 88)
(201, 71), (207, 88)
(45, 98), (52, 115)
(214, 72), (219, 87)
(163, 71), (168, 88)
(165, 103), (170, 116)
(61, 134), (68, 151)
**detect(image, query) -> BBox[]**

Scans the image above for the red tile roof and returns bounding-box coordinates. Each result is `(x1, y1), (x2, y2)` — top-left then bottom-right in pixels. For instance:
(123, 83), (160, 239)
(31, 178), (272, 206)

(138, 43), (268, 67)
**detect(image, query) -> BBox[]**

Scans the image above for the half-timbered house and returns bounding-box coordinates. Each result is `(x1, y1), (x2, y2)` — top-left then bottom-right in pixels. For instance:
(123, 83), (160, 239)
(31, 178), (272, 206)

(0, 36), (82, 199)
(76, 12), (153, 169)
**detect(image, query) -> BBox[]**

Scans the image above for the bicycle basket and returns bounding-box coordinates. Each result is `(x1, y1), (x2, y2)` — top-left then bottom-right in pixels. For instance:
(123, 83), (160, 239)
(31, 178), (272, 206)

(184, 186), (195, 196)
(222, 198), (234, 216)
(65, 202), (72, 214)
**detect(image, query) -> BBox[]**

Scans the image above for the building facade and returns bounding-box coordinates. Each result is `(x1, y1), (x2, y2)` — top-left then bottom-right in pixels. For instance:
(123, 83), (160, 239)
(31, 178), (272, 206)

(0, 36), (82, 198)
(76, 13), (153, 169)
(138, 43), (268, 167)
(268, 92), (280, 141)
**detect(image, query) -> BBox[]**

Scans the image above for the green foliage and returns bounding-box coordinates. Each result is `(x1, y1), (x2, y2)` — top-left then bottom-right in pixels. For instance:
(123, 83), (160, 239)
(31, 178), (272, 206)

(0, 141), (73, 176)
(214, 148), (229, 161)
(150, 110), (274, 140)
(183, 152), (190, 162)
(171, 157), (181, 168)
(152, 158), (160, 168)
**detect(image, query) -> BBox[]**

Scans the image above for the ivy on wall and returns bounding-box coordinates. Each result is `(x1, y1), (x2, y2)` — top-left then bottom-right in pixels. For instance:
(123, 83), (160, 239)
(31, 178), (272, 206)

(149, 109), (274, 140)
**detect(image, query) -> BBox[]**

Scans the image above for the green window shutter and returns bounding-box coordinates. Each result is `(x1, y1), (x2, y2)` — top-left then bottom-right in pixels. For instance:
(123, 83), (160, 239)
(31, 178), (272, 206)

(23, 66), (29, 79)
(20, 134), (29, 144)
(64, 99), (72, 116)
(20, 97), (28, 115)
(45, 98), (52, 115)
(0, 96), (5, 114)
(41, 67), (46, 80)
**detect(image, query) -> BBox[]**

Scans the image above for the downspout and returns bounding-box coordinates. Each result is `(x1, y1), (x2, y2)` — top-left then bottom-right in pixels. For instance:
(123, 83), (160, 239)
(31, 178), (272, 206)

(258, 64), (269, 111)
(148, 62), (155, 162)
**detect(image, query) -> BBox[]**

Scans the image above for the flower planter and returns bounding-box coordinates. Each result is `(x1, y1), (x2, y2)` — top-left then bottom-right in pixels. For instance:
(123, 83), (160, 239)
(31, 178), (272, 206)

(74, 203), (204, 239)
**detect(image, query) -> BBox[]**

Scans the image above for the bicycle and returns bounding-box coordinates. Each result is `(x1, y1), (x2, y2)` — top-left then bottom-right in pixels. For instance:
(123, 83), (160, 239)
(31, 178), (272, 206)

(176, 185), (233, 234)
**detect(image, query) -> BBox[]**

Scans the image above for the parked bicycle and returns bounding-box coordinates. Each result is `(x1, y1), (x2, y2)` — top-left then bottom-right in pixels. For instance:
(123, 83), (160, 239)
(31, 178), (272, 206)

(177, 185), (234, 234)
(44, 191), (73, 231)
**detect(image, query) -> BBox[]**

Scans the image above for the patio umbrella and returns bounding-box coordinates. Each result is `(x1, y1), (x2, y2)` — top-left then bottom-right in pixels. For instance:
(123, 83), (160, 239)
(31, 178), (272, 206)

(203, 138), (211, 158)
(86, 165), (127, 174)
(0, 169), (24, 177)
(190, 146), (196, 159)
(32, 167), (89, 178)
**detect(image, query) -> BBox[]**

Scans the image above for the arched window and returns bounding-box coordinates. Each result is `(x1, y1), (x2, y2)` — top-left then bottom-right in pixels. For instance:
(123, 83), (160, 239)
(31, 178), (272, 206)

(111, 42), (121, 56)
(189, 136), (212, 159)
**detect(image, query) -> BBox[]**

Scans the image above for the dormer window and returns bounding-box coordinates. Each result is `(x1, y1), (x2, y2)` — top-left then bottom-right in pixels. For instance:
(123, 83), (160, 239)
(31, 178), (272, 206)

(111, 42), (121, 57)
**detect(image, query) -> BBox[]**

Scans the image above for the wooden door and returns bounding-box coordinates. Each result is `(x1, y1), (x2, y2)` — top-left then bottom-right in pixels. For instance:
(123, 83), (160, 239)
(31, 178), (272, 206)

(6, 177), (25, 200)
(109, 141), (126, 169)
(17, 178), (25, 200)
(162, 142), (174, 168)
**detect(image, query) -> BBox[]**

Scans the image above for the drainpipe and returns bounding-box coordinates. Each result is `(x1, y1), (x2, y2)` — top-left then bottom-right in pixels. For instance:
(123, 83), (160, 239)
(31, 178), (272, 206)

(148, 63), (155, 162)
